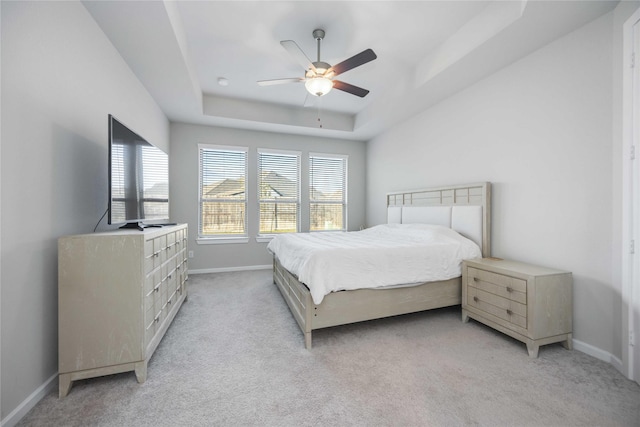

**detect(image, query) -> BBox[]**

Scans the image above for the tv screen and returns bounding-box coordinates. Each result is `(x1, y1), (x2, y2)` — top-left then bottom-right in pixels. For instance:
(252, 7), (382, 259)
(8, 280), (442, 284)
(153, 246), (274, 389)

(108, 115), (169, 228)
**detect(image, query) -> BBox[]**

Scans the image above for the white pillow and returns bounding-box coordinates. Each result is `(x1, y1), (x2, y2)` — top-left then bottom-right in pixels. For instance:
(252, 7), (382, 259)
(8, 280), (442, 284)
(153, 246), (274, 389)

(402, 206), (452, 227)
(387, 206), (402, 224)
(451, 205), (483, 248)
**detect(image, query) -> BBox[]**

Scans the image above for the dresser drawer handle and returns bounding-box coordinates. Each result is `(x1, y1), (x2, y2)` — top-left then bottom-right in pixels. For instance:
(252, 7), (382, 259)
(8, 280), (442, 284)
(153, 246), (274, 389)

(506, 309), (513, 316)
(473, 296), (479, 302)
(473, 277), (479, 282)
(506, 286), (513, 293)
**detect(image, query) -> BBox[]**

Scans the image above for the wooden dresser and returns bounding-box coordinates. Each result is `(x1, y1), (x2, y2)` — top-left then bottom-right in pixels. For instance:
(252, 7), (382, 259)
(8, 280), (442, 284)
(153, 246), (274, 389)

(462, 258), (572, 358)
(58, 224), (188, 397)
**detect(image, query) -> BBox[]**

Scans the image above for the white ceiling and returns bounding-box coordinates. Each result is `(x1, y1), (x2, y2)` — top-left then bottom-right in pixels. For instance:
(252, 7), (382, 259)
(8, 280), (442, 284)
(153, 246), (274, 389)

(83, 0), (618, 141)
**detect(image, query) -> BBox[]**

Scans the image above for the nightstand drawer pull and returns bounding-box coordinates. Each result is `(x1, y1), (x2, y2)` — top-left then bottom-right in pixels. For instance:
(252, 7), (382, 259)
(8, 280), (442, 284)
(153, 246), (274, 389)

(506, 286), (513, 293)
(473, 277), (479, 282)
(506, 309), (513, 316)
(473, 296), (479, 302)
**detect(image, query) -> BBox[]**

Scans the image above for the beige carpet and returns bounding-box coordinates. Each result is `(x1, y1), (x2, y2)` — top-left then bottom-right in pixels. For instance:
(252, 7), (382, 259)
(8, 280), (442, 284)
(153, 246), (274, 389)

(18, 269), (640, 426)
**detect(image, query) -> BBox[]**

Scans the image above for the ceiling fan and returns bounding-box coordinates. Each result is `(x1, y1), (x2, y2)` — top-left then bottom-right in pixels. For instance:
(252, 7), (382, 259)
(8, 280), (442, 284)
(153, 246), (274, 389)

(257, 29), (377, 98)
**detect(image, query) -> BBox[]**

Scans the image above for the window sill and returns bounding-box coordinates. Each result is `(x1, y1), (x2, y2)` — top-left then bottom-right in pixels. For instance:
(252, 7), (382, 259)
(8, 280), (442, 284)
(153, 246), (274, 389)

(196, 237), (249, 245)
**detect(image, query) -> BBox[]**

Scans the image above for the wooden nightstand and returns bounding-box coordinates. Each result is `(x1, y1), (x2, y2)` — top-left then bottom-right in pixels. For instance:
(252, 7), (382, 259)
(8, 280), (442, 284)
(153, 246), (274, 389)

(462, 258), (572, 358)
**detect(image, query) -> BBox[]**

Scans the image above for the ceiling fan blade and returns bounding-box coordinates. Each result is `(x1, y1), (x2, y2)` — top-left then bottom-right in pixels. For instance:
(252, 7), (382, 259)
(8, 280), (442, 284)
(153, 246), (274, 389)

(330, 49), (377, 76)
(280, 40), (316, 72)
(332, 80), (370, 98)
(257, 78), (304, 86)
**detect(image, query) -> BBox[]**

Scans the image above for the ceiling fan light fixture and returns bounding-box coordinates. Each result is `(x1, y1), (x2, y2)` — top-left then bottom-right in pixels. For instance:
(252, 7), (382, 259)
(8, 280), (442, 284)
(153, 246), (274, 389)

(258, 29), (376, 99)
(305, 76), (333, 97)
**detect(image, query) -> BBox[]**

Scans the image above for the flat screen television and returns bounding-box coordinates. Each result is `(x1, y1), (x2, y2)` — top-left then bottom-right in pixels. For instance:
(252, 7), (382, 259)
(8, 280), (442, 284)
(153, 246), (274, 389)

(108, 114), (170, 230)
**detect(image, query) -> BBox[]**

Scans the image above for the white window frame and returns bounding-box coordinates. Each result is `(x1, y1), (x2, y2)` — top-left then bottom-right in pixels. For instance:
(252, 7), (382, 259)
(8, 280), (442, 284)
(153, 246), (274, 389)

(309, 152), (348, 232)
(256, 148), (301, 240)
(197, 144), (249, 245)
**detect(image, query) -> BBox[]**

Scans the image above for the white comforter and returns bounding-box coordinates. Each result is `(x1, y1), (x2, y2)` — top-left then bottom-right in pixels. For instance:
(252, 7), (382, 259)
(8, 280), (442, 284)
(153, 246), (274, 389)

(267, 223), (481, 304)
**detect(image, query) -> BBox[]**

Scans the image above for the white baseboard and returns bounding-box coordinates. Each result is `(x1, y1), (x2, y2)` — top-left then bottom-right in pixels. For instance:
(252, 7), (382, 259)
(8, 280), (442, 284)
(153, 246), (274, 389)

(573, 338), (624, 373)
(1, 372), (57, 427)
(188, 264), (271, 275)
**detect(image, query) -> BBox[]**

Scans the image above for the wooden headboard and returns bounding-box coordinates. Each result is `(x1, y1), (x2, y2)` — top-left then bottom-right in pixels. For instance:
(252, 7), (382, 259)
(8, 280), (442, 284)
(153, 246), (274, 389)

(387, 182), (491, 257)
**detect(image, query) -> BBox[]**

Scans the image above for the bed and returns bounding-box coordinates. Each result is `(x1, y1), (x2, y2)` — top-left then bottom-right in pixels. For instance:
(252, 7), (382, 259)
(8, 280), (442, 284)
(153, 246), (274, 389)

(269, 182), (491, 348)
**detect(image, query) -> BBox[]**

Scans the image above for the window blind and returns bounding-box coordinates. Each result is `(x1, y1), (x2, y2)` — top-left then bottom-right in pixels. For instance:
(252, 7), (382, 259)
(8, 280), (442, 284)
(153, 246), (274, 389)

(198, 145), (248, 237)
(258, 149), (300, 234)
(309, 153), (347, 231)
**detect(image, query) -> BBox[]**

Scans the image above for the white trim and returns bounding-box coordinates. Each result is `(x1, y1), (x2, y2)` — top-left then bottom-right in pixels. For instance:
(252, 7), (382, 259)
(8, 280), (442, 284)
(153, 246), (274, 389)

(257, 147), (302, 157)
(197, 143), (248, 153)
(573, 339), (623, 373)
(196, 237), (249, 245)
(621, 7), (640, 382)
(1, 372), (57, 427)
(189, 265), (271, 275)
(255, 235), (274, 243)
(308, 152), (348, 160)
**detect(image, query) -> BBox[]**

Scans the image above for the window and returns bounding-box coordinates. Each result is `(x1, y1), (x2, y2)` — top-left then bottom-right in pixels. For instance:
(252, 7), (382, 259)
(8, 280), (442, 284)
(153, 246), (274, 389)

(110, 143), (169, 223)
(309, 153), (347, 231)
(198, 145), (248, 239)
(258, 149), (300, 235)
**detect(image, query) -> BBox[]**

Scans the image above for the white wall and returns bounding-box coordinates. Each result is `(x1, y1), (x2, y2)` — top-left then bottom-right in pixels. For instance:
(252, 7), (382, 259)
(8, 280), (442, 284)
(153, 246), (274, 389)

(170, 123), (366, 271)
(367, 12), (619, 358)
(1, 1), (168, 422)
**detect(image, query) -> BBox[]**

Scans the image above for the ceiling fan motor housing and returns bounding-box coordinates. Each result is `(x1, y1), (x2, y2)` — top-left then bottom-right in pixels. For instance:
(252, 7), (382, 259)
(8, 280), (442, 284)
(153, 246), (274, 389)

(307, 61), (332, 77)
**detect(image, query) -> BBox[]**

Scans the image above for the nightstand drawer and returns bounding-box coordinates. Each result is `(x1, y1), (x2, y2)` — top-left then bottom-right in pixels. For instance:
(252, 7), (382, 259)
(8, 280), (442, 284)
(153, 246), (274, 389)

(467, 267), (527, 304)
(467, 286), (527, 329)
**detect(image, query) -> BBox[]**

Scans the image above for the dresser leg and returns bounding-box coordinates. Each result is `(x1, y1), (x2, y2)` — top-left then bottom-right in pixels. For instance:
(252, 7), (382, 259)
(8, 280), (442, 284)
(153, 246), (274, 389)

(526, 341), (539, 358)
(58, 374), (72, 398)
(304, 331), (312, 350)
(461, 310), (469, 323)
(134, 361), (147, 383)
(561, 333), (573, 350)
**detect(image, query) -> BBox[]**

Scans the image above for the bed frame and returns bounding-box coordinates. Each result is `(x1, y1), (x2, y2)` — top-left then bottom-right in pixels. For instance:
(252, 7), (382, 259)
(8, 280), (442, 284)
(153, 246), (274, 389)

(273, 182), (491, 349)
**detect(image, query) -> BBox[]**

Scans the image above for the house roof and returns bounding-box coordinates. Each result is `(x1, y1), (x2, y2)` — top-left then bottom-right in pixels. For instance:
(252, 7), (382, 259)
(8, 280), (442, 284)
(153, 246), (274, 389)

(203, 171), (300, 199)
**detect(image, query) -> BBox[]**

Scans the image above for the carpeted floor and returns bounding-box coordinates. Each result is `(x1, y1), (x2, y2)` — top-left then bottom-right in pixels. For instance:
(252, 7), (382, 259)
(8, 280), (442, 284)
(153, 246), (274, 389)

(18, 269), (640, 426)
